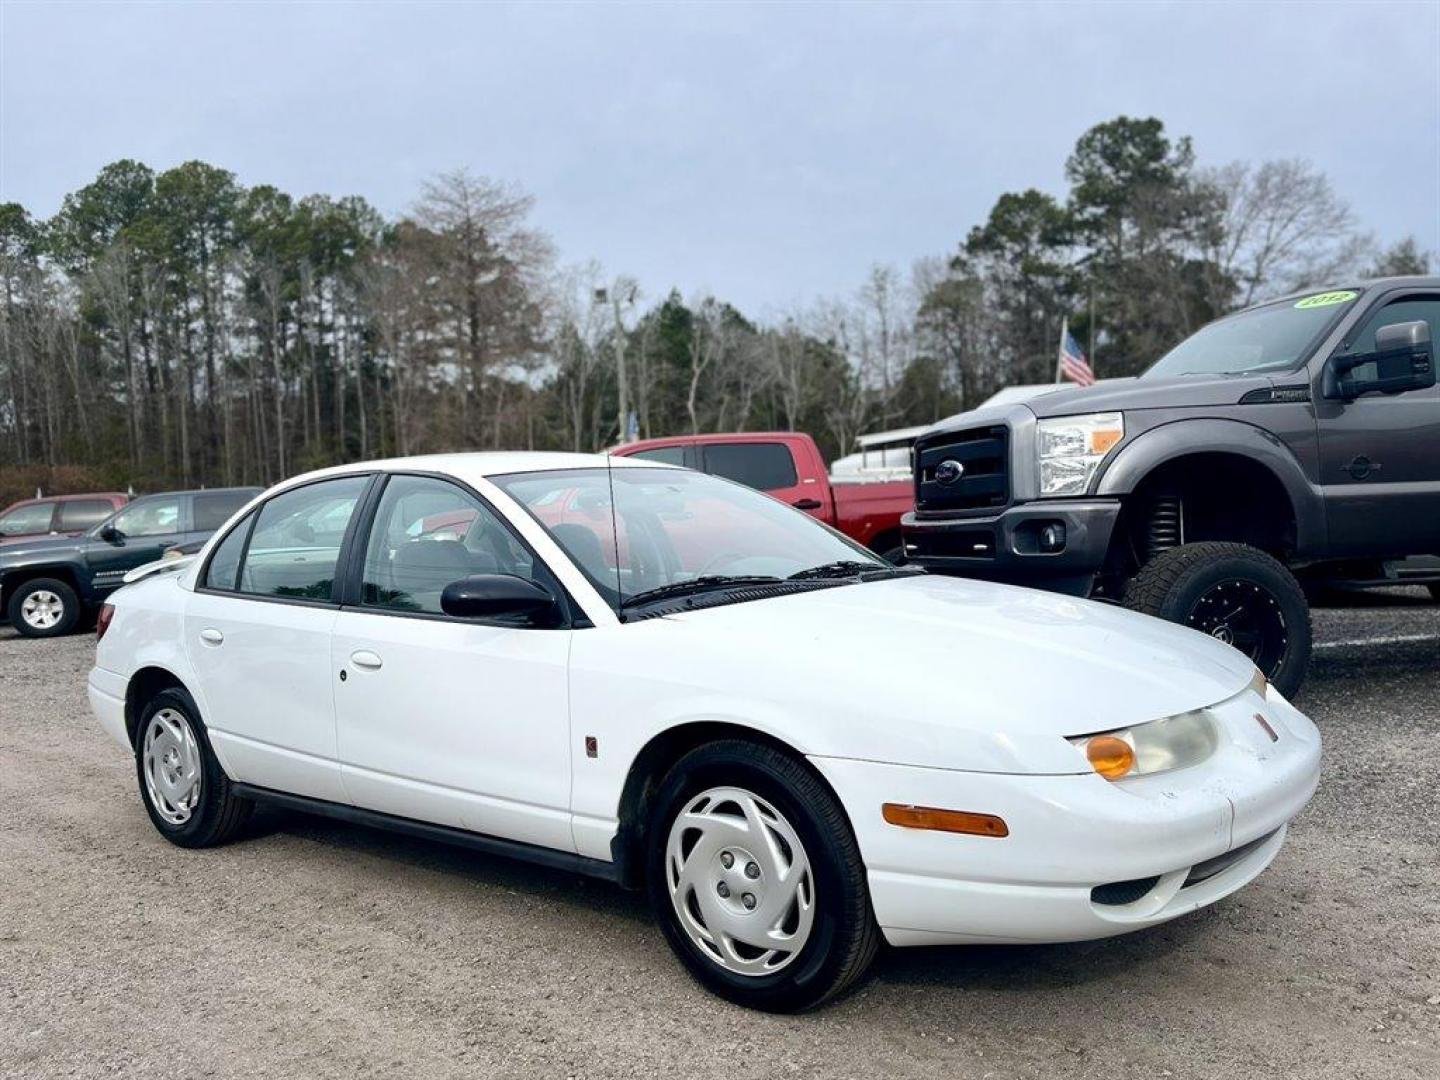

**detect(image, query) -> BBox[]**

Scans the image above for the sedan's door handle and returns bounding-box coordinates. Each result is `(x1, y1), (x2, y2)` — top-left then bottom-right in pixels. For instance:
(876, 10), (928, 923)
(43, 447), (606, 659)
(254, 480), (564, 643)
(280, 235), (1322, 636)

(792, 498), (823, 511)
(199, 628), (224, 646)
(350, 650), (383, 671)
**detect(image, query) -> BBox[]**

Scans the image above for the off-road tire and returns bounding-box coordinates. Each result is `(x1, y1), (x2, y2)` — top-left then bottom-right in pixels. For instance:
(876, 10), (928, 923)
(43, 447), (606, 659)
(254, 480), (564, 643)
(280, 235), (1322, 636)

(1125, 541), (1311, 697)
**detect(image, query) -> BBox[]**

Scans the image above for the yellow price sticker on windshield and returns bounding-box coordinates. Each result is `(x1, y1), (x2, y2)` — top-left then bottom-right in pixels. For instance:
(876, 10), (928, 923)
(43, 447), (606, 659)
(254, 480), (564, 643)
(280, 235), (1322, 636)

(1294, 290), (1358, 309)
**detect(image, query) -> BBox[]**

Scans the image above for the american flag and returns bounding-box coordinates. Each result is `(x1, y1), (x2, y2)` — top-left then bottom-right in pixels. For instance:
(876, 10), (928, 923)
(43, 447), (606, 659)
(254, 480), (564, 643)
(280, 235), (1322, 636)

(1059, 327), (1095, 387)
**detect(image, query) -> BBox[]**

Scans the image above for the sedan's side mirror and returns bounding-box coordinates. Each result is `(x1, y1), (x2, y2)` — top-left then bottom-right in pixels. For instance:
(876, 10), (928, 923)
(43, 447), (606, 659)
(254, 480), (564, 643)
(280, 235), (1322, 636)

(440, 573), (560, 625)
(99, 524), (123, 543)
(1325, 319), (1435, 400)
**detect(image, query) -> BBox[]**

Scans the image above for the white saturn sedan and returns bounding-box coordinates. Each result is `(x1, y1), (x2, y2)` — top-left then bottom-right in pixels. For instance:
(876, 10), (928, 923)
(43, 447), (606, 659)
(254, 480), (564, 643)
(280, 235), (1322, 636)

(88, 452), (1321, 1011)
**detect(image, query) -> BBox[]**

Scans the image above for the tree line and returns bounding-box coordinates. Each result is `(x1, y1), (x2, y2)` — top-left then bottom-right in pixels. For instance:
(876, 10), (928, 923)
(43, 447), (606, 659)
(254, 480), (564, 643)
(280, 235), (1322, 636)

(1, 115), (1429, 500)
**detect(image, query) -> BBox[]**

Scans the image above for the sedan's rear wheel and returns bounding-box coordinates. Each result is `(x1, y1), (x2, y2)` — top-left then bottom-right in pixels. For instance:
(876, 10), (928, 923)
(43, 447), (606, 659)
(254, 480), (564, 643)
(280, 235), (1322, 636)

(645, 740), (878, 1012)
(135, 687), (252, 848)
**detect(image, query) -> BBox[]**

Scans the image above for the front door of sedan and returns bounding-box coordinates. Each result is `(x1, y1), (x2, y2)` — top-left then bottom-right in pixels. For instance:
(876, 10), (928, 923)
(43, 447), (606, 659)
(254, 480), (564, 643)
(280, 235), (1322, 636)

(330, 474), (574, 851)
(84, 495), (186, 595)
(183, 475), (372, 805)
(1314, 294), (1440, 556)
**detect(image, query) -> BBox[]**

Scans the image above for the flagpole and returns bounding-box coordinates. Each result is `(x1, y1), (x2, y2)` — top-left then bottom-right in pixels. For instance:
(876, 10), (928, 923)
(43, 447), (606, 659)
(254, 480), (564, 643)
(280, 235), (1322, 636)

(1055, 316), (1067, 384)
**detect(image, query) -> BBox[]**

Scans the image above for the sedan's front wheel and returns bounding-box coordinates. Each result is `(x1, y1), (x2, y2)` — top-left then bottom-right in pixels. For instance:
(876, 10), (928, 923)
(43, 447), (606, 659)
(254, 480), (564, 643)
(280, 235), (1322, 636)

(135, 687), (252, 848)
(645, 740), (878, 1012)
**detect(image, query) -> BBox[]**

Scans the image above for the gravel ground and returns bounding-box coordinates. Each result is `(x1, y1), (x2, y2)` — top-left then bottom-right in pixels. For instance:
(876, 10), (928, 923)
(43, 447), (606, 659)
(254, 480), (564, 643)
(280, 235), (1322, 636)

(1, 591), (1437, 1079)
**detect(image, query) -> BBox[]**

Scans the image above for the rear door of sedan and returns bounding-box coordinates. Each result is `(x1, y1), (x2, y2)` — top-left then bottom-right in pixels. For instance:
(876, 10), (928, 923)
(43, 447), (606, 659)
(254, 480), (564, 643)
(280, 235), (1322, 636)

(329, 472), (574, 851)
(183, 474), (372, 804)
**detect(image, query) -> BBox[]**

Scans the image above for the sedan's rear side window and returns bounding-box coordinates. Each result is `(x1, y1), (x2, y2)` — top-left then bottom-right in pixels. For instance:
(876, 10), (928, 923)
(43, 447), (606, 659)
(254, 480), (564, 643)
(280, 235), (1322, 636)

(236, 477), (367, 601)
(360, 474), (537, 617)
(204, 511), (255, 591)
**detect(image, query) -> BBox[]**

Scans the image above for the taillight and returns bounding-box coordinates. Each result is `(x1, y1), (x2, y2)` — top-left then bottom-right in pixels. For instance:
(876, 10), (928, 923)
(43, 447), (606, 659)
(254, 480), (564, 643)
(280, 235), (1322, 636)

(96, 603), (115, 641)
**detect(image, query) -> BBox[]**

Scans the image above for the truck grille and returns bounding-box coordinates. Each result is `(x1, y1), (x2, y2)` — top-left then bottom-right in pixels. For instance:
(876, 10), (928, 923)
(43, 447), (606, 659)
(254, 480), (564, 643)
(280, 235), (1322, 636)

(915, 425), (1009, 514)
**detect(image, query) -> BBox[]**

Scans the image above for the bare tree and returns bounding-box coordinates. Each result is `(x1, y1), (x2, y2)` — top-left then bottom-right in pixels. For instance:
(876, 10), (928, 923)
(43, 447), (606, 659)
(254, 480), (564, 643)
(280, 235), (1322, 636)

(1204, 159), (1360, 307)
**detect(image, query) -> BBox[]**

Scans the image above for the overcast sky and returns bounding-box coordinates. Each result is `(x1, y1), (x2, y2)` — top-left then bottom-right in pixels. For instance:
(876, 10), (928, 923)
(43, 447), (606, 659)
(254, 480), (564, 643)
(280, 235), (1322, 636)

(2, 1), (1438, 314)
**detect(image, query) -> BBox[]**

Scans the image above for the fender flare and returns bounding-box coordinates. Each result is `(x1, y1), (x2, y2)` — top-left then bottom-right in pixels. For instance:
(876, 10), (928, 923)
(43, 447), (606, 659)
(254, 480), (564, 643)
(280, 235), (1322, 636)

(1095, 418), (1327, 556)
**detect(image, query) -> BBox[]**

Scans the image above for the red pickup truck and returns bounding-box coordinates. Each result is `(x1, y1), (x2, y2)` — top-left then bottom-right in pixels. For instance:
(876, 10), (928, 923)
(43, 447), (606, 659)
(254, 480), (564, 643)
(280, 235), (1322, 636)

(612, 432), (913, 562)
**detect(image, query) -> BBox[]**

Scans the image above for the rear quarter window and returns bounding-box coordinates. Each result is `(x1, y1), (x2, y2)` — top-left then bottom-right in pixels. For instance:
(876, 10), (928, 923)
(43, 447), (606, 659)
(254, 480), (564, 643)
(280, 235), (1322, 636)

(702, 442), (798, 492)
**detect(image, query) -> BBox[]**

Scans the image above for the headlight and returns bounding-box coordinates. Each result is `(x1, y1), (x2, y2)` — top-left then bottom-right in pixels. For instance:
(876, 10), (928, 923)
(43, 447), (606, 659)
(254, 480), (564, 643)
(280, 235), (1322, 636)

(1067, 708), (1218, 782)
(1036, 412), (1124, 496)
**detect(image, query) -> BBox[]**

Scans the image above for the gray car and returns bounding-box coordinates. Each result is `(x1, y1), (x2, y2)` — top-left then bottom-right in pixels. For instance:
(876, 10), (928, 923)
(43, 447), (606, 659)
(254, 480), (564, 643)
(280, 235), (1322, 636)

(903, 277), (1440, 695)
(0, 486), (260, 638)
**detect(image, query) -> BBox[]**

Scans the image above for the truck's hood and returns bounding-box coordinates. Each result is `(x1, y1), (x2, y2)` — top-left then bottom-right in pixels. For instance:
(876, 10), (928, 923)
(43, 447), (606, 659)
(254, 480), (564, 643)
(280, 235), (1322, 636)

(1020, 373), (1275, 418)
(0, 534), (85, 563)
(656, 574), (1256, 774)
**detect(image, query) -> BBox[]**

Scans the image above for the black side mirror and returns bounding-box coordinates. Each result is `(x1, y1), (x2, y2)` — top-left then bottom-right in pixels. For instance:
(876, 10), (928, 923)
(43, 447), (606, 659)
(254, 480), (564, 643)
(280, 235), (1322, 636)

(1325, 319), (1435, 400)
(99, 524), (123, 543)
(440, 573), (560, 625)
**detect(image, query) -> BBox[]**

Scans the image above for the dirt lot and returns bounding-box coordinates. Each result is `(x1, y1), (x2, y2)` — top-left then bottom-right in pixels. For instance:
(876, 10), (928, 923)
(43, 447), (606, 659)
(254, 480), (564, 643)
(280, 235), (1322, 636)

(1, 591), (1437, 1079)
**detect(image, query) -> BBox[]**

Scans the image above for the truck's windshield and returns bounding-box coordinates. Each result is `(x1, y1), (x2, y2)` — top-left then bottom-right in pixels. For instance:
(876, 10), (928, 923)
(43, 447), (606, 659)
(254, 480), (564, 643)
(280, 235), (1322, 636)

(1144, 289), (1362, 378)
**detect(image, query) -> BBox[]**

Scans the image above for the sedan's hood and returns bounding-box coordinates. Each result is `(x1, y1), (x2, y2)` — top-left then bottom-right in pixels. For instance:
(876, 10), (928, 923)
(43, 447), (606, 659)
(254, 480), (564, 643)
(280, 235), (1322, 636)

(1021, 373), (1274, 417)
(657, 574), (1255, 774)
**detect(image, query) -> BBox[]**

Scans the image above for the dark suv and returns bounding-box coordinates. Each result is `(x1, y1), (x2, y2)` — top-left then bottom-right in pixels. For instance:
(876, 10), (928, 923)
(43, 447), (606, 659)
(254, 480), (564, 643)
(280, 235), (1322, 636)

(903, 277), (1440, 695)
(0, 486), (259, 638)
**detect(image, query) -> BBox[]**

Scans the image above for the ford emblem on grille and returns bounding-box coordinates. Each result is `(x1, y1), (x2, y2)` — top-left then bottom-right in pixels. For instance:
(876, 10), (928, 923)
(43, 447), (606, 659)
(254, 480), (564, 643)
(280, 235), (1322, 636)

(935, 459), (965, 485)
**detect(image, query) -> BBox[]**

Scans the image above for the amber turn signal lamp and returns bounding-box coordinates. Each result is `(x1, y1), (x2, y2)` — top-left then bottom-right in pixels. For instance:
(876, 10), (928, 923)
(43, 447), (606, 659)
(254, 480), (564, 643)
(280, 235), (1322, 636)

(882, 803), (1009, 838)
(1085, 735), (1136, 780)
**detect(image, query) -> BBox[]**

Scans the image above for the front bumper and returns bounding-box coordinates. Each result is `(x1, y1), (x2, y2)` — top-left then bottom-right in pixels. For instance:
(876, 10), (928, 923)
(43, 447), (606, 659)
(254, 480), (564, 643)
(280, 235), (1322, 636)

(902, 499), (1121, 596)
(809, 685), (1321, 947)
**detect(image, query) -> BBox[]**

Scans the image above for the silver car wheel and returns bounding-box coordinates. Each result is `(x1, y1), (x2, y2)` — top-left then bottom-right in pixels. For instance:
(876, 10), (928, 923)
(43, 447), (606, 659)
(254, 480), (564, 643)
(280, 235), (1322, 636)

(664, 785), (815, 977)
(142, 708), (204, 826)
(20, 589), (64, 630)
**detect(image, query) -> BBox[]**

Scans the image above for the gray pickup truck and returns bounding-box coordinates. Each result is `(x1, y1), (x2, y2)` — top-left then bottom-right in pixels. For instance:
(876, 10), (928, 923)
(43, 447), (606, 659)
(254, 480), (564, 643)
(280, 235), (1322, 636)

(903, 277), (1439, 695)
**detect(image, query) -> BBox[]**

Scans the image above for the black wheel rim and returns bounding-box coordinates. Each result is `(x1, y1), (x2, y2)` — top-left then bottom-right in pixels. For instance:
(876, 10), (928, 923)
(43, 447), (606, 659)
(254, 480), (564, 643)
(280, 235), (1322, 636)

(1185, 578), (1288, 676)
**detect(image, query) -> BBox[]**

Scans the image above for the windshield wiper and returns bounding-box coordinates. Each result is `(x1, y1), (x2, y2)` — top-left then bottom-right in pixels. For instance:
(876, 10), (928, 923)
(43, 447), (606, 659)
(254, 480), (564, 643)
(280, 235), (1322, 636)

(786, 560), (920, 581)
(619, 575), (782, 609)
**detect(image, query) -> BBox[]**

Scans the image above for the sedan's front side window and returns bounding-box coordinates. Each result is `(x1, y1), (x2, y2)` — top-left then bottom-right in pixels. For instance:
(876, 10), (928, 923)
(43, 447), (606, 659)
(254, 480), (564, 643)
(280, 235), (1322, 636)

(360, 474), (538, 617)
(235, 476), (367, 601)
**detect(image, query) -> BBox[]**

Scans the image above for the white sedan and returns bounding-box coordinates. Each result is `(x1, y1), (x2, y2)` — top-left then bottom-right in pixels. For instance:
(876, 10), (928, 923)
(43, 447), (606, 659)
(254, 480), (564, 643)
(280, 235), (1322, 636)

(89, 452), (1321, 1011)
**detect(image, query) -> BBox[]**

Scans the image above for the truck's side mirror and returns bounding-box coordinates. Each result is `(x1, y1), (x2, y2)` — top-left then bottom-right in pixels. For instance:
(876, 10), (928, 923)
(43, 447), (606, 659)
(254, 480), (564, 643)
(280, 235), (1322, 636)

(1324, 320), (1435, 400)
(99, 524), (123, 543)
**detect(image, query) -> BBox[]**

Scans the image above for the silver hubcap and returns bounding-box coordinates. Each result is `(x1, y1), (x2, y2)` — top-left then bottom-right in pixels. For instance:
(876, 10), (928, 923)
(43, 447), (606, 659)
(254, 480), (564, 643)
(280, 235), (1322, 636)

(142, 709), (203, 826)
(20, 589), (64, 630)
(665, 786), (815, 977)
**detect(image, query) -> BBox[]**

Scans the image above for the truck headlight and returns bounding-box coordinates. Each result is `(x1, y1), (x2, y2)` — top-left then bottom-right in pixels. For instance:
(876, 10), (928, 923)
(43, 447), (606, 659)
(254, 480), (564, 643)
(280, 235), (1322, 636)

(1067, 708), (1218, 781)
(1036, 412), (1124, 496)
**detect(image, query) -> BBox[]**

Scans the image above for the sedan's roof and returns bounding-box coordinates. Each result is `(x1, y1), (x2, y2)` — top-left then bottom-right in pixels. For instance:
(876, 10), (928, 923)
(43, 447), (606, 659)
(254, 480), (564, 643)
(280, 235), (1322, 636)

(279, 451), (679, 491)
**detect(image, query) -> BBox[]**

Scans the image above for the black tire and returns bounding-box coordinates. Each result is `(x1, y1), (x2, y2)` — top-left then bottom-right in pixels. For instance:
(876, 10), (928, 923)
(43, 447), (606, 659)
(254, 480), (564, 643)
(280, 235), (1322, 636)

(134, 686), (252, 848)
(1125, 541), (1312, 697)
(7, 576), (81, 638)
(644, 739), (879, 1012)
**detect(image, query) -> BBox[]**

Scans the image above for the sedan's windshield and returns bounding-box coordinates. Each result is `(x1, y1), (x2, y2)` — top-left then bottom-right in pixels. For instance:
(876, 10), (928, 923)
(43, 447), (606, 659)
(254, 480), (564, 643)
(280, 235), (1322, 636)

(491, 466), (897, 613)
(1144, 289), (1362, 378)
